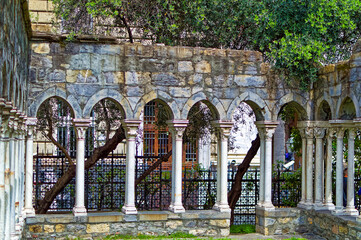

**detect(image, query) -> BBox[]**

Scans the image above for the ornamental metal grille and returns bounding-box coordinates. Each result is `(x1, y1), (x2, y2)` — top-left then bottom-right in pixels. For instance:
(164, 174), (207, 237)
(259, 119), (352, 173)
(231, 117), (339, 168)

(34, 153), (307, 224)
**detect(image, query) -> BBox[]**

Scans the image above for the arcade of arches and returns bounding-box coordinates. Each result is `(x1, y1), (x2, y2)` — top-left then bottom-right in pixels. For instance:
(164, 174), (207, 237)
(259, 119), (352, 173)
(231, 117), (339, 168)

(2, 1), (361, 239)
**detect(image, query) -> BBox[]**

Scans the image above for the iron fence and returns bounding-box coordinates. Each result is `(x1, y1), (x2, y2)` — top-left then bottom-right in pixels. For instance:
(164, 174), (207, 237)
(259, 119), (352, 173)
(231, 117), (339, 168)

(33, 154), (305, 224)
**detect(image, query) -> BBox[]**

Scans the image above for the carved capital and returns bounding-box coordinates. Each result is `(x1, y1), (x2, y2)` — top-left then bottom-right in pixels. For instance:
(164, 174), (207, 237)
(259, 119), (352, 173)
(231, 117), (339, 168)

(26, 117), (37, 137)
(336, 128), (346, 139)
(327, 128), (336, 140)
(348, 128), (356, 139)
(167, 120), (188, 141)
(122, 119), (142, 139)
(211, 120), (233, 141)
(73, 119), (91, 140)
(314, 127), (325, 139)
(304, 127), (313, 139)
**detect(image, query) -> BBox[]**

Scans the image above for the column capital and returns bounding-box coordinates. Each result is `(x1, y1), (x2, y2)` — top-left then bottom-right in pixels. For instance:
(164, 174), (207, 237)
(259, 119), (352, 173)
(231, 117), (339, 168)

(304, 127), (313, 139)
(314, 127), (326, 139)
(73, 118), (91, 140)
(167, 120), (188, 140)
(335, 127), (346, 138)
(255, 121), (278, 140)
(122, 119), (142, 138)
(348, 128), (356, 139)
(212, 120), (234, 140)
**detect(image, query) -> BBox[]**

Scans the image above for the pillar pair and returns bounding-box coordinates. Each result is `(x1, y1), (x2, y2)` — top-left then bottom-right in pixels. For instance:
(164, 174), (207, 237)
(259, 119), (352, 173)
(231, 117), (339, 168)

(332, 124), (358, 215)
(256, 121), (278, 209)
(122, 120), (233, 214)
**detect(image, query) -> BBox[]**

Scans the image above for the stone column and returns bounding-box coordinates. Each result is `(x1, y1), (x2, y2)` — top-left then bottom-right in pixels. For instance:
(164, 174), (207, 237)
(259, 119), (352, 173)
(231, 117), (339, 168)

(256, 121), (278, 210)
(0, 99), (6, 239)
(214, 121), (233, 212)
(18, 115), (26, 227)
(314, 127), (325, 209)
(0, 102), (13, 239)
(305, 128), (314, 208)
(213, 139), (221, 210)
(257, 129), (265, 207)
(72, 119), (90, 216)
(334, 128), (345, 214)
(345, 128), (358, 215)
(324, 128), (335, 210)
(9, 109), (17, 237)
(23, 118), (37, 216)
(121, 119), (141, 215)
(167, 120), (188, 213)
(264, 126), (277, 209)
(297, 128), (307, 208)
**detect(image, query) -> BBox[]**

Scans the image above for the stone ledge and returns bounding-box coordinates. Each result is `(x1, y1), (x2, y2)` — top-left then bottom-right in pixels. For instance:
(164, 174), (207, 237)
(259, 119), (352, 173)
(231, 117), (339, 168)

(24, 210), (230, 239)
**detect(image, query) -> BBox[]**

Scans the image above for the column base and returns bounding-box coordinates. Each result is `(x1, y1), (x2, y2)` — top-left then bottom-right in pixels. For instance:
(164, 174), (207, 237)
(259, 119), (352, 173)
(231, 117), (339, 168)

(313, 202), (327, 210)
(122, 205), (138, 215)
(257, 201), (264, 208)
(23, 207), (35, 217)
(168, 205), (185, 213)
(72, 206), (87, 216)
(322, 203), (335, 211)
(344, 207), (359, 216)
(332, 206), (345, 215)
(256, 202), (275, 210)
(216, 204), (231, 213)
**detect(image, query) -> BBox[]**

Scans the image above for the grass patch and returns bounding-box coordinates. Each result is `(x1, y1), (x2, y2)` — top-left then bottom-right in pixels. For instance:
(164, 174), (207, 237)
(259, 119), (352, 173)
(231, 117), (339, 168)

(230, 224), (256, 234)
(103, 232), (196, 239)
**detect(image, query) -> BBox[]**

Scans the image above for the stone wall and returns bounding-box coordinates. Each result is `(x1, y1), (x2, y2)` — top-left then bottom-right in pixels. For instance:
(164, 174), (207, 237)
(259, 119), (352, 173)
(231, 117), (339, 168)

(28, 40), (310, 122)
(24, 210), (230, 239)
(256, 207), (361, 240)
(315, 40), (361, 121)
(255, 207), (305, 235)
(301, 209), (361, 240)
(1, 0), (31, 111)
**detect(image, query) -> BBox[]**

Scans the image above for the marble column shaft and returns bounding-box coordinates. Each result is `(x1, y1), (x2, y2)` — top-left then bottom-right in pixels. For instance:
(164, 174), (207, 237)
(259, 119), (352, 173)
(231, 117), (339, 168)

(167, 120), (188, 213)
(324, 129), (335, 209)
(314, 128), (325, 208)
(345, 128), (358, 215)
(24, 118), (36, 216)
(72, 119), (90, 216)
(335, 128), (344, 211)
(305, 128), (314, 205)
(122, 120), (141, 215)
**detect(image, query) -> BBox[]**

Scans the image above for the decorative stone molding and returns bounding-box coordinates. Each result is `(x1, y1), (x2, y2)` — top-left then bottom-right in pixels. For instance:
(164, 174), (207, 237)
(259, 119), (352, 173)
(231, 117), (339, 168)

(313, 127), (325, 139)
(72, 119), (91, 140)
(122, 119), (142, 139)
(255, 121), (279, 140)
(167, 120), (189, 140)
(212, 120), (233, 141)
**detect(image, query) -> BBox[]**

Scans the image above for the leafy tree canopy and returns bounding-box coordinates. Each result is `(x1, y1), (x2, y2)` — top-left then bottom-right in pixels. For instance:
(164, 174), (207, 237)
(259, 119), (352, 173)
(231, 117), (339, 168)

(52, 0), (361, 88)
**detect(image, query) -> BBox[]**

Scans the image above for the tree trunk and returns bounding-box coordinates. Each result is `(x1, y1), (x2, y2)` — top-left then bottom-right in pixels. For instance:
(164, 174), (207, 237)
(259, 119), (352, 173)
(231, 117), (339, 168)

(135, 151), (172, 186)
(36, 127), (126, 214)
(227, 134), (260, 224)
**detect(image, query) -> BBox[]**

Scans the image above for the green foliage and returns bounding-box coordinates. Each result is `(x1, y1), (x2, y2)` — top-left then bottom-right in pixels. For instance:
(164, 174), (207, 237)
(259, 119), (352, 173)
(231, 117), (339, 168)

(52, 0), (361, 89)
(230, 224), (256, 234)
(103, 232), (196, 239)
(289, 128), (302, 157)
(279, 168), (302, 207)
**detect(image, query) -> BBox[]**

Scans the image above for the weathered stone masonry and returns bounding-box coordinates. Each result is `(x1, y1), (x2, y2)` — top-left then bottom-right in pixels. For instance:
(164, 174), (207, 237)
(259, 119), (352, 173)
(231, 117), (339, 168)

(0, 0), (31, 239)
(3, 1), (361, 239)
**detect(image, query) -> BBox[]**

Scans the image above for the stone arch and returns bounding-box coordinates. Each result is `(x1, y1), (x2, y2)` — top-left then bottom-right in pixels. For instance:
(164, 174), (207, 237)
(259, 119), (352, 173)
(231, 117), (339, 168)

(226, 92), (269, 121)
(134, 91), (179, 119)
(181, 92), (225, 120)
(36, 96), (76, 119)
(274, 93), (310, 121)
(315, 96), (333, 120)
(28, 87), (82, 118)
(83, 89), (131, 119)
(336, 96), (358, 120)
